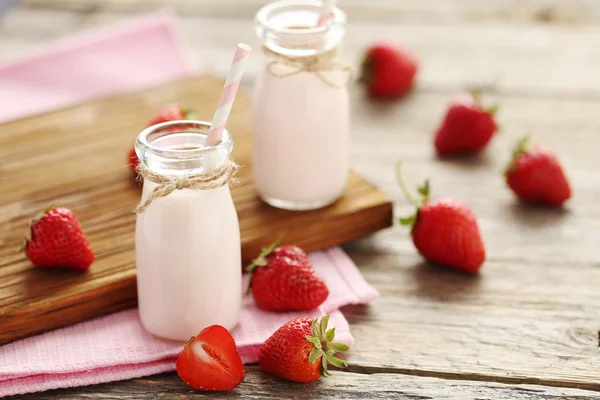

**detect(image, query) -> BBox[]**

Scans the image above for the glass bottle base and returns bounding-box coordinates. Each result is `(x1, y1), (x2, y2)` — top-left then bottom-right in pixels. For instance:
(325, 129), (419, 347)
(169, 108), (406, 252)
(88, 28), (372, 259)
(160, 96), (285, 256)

(259, 194), (340, 211)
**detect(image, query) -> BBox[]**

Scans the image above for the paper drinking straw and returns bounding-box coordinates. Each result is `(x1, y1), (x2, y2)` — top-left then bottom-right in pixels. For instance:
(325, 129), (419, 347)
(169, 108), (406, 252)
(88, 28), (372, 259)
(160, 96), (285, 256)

(205, 43), (252, 147)
(316, 0), (335, 26)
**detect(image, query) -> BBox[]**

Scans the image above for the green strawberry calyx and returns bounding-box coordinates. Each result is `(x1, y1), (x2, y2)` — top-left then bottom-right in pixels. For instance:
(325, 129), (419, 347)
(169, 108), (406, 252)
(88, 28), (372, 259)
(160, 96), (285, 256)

(469, 88), (500, 116)
(305, 316), (349, 377)
(396, 162), (430, 231)
(182, 107), (196, 120)
(358, 51), (374, 85)
(245, 236), (282, 294)
(504, 135), (530, 178)
(20, 204), (57, 251)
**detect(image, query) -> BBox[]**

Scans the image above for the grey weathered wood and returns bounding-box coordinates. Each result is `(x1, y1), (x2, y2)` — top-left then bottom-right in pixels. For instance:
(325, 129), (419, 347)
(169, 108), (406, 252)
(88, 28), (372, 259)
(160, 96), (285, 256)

(2, 0), (600, 398)
(13, 368), (600, 400)
(18, 0), (600, 24)
(2, 2), (600, 96)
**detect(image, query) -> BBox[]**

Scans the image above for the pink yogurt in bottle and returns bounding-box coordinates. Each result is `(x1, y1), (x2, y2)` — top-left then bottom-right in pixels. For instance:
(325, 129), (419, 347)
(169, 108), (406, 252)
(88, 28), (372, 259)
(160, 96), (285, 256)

(253, 0), (351, 211)
(134, 121), (241, 341)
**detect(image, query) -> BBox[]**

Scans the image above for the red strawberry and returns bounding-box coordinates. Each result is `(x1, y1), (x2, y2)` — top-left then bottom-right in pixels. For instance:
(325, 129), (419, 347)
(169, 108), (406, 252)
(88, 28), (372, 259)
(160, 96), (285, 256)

(259, 316), (349, 383)
(148, 104), (194, 126)
(505, 136), (571, 207)
(360, 44), (418, 99)
(22, 206), (94, 270)
(396, 163), (485, 273)
(434, 91), (499, 156)
(176, 325), (245, 391)
(246, 238), (329, 311)
(128, 105), (194, 174)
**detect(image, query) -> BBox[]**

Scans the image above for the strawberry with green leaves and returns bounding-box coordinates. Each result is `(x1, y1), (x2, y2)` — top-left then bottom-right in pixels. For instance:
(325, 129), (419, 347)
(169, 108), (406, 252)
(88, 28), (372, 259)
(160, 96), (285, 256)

(505, 136), (571, 207)
(259, 316), (349, 383)
(22, 206), (94, 270)
(434, 91), (499, 156)
(246, 238), (329, 311)
(397, 163), (485, 273)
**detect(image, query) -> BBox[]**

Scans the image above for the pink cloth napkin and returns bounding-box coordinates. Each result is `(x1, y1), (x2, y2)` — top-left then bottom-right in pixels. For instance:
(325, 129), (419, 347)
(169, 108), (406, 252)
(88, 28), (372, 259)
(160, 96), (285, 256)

(0, 11), (379, 397)
(0, 10), (195, 123)
(0, 248), (378, 397)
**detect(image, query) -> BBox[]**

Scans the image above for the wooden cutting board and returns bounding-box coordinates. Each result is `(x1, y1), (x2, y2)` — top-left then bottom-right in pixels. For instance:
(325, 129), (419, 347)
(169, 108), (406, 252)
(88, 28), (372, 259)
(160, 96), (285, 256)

(0, 75), (393, 345)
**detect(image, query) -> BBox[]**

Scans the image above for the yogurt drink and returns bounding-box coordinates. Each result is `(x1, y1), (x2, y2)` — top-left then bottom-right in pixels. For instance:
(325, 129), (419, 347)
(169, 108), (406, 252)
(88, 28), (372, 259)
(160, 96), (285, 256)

(134, 121), (241, 341)
(253, 0), (351, 210)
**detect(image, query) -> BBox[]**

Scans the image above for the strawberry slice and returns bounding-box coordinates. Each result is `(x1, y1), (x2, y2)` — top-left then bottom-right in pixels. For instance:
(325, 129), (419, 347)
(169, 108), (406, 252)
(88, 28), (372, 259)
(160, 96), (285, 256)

(176, 325), (245, 391)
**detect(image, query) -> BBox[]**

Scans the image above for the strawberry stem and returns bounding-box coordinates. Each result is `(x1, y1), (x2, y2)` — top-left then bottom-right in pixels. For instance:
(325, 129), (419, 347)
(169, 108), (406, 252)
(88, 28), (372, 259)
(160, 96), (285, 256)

(245, 236), (282, 294)
(182, 107), (196, 120)
(358, 52), (373, 84)
(487, 103), (500, 116)
(395, 162), (420, 208)
(504, 135), (530, 177)
(21, 204), (57, 252)
(469, 87), (483, 107)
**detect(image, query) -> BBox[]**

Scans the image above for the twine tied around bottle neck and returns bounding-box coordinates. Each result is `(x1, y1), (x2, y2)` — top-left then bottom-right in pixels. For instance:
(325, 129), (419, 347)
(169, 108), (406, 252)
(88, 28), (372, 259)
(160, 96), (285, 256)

(263, 46), (353, 88)
(134, 159), (239, 214)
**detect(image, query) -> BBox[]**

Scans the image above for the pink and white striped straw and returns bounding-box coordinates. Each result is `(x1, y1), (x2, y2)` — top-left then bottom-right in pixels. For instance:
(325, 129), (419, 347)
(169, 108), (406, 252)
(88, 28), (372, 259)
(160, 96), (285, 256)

(205, 43), (252, 147)
(316, 0), (335, 27)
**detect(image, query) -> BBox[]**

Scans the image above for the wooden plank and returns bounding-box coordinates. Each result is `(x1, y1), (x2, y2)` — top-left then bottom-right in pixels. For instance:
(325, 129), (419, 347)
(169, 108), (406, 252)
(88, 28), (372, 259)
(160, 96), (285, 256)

(0, 75), (393, 346)
(3, 9), (600, 98)
(16, 368), (600, 399)
(338, 242), (600, 390)
(328, 91), (600, 389)
(18, 0), (600, 24)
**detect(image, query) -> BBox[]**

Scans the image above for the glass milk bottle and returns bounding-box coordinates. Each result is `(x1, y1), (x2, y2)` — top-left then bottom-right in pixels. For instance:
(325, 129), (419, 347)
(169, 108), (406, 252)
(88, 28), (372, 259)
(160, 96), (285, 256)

(134, 121), (241, 341)
(253, 0), (352, 210)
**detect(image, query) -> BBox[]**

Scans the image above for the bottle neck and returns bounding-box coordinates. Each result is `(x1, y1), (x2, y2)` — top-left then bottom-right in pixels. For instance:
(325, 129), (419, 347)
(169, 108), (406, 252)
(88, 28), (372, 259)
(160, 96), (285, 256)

(255, 0), (346, 58)
(135, 120), (233, 177)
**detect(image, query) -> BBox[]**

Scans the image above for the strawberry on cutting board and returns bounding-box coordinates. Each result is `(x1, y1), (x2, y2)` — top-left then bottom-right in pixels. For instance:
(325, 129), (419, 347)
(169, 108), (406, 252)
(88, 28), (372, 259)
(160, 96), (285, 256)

(434, 91), (499, 156)
(396, 163), (485, 273)
(246, 238), (329, 311)
(359, 43), (418, 99)
(176, 325), (245, 391)
(259, 316), (349, 383)
(505, 136), (572, 207)
(128, 104), (195, 174)
(22, 206), (94, 270)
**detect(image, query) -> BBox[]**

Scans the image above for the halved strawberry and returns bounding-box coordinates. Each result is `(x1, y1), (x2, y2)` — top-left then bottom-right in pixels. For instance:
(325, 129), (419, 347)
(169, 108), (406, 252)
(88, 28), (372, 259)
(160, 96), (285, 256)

(176, 325), (245, 391)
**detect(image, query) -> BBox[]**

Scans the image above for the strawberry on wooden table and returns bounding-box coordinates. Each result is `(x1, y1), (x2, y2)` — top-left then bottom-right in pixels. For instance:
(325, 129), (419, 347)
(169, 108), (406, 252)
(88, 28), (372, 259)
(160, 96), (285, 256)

(246, 238), (329, 311)
(176, 325), (245, 391)
(22, 206), (94, 270)
(259, 316), (349, 383)
(505, 136), (572, 207)
(397, 163), (485, 273)
(434, 91), (499, 156)
(128, 104), (195, 174)
(359, 43), (418, 99)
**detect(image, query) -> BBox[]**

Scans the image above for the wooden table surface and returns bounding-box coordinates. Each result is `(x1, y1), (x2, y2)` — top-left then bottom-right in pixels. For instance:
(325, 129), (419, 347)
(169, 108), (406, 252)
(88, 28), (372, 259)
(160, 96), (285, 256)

(2, 1), (600, 399)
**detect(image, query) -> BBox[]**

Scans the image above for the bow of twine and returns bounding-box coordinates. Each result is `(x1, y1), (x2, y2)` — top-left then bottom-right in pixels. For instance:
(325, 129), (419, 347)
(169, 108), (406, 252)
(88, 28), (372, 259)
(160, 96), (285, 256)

(264, 47), (354, 88)
(134, 159), (239, 214)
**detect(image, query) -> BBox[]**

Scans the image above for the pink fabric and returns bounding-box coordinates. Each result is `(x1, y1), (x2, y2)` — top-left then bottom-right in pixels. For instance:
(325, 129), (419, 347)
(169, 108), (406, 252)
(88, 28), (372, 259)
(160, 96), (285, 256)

(0, 248), (378, 397)
(0, 10), (196, 123)
(0, 13), (379, 397)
